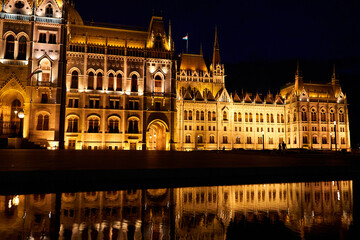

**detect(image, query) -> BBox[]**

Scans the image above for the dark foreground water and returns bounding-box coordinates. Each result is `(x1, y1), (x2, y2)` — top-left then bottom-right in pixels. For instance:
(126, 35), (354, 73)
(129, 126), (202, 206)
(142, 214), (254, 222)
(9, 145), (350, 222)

(0, 180), (355, 240)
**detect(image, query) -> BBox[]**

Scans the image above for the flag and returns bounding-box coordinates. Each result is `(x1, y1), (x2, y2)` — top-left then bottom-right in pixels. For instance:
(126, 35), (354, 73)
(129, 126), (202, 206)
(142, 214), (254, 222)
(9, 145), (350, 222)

(27, 67), (42, 79)
(182, 34), (188, 40)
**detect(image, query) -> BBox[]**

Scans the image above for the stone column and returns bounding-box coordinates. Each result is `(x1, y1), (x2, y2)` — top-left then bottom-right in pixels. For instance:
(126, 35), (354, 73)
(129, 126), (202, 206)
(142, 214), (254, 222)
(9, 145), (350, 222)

(14, 40), (19, 59)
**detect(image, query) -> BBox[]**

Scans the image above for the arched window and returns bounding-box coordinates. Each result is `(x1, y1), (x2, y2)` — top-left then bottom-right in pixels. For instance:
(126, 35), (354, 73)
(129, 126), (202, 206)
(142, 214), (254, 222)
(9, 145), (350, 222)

(321, 109), (326, 122)
(201, 111), (204, 121)
(70, 71), (78, 89)
(18, 36), (27, 60)
(108, 73), (114, 91)
(212, 111), (216, 121)
(67, 117), (78, 132)
(88, 72), (94, 89)
(330, 109), (335, 122)
(154, 75), (162, 93)
(293, 111), (297, 121)
(270, 114), (274, 123)
(154, 35), (163, 49)
(128, 119), (139, 133)
(131, 75), (138, 92)
(96, 73), (103, 90)
(238, 112), (242, 122)
(40, 58), (51, 82)
(88, 117), (100, 133)
(116, 74), (122, 91)
(245, 113), (248, 122)
(108, 118), (120, 133)
(260, 113), (263, 122)
(277, 114), (280, 123)
(339, 109), (345, 122)
(249, 113), (253, 122)
(184, 110), (188, 120)
(311, 109), (317, 121)
(37, 114), (49, 130)
(301, 109), (307, 121)
(196, 111), (200, 121)
(45, 4), (53, 17)
(234, 112), (237, 122)
(188, 111), (193, 120)
(223, 111), (228, 121)
(281, 114), (284, 123)
(256, 113), (259, 122)
(208, 111), (211, 121)
(303, 135), (308, 144)
(266, 113), (270, 122)
(5, 35), (15, 59)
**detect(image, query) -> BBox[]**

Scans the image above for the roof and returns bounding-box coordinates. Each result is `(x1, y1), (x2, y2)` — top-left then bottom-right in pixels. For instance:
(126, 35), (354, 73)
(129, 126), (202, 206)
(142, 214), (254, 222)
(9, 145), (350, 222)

(180, 54), (208, 72)
(68, 5), (83, 25)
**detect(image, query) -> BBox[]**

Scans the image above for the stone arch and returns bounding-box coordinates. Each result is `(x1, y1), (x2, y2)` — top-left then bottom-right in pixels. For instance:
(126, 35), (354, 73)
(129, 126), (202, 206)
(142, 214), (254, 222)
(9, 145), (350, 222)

(3, 31), (16, 39)
(68, 66), (82, 75)
(129, 71), (140, 78)
(16, 32), (30, 41)
(146, 119), (169, 150)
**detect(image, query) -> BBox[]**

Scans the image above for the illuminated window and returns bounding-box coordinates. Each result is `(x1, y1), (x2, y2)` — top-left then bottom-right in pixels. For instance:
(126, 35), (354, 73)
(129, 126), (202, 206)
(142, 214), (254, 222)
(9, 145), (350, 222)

(184, 110), (188, 120)
(339, 110), (345, 122)
(40, 58), (51, 82)
(301, 109), (307, 121)
(154, 75), (162, 93)
(311, 109), (317, 121)
(223, 111), (228, 121)
(196, 111), (200, 120)
(209, 135), (215, 143)
(223, 136), (228, 144)
(185, 135), (191, 143)
(234, 112), (237, 122)
(238, 112), (242, 122)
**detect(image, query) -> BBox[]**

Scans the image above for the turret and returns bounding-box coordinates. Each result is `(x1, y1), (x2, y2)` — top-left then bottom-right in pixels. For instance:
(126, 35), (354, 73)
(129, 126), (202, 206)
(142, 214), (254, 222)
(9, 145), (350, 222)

(212, 26), (221, 70)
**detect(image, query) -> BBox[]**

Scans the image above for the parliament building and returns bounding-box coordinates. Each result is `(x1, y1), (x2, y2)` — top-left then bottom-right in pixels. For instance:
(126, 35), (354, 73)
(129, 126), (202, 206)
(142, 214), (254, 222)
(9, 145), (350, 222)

(0, 1), (351, 151)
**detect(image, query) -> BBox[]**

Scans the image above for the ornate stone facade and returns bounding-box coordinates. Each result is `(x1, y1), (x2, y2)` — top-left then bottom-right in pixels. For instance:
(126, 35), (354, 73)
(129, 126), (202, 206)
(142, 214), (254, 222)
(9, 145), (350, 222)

(0, 2), (351, 151)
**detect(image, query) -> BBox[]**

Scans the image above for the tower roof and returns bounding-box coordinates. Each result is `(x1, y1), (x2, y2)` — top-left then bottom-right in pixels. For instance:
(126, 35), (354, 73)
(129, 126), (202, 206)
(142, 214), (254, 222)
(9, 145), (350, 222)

(180, 54), (208, 72)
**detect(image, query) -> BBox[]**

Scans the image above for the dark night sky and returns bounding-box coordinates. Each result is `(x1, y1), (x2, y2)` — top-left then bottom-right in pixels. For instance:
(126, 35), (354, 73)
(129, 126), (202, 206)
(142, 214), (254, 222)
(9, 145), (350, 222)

(73, 0), (360, 147)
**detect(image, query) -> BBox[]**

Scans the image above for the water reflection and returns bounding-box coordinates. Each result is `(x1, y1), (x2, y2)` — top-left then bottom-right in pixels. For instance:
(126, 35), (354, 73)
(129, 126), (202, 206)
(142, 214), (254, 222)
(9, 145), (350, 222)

(0, 181), (353, 239)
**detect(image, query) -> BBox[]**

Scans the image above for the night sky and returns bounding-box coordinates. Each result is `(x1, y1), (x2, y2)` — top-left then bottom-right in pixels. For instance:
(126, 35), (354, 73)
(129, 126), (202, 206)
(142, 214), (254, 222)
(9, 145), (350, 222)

(74, 0), (360, 147)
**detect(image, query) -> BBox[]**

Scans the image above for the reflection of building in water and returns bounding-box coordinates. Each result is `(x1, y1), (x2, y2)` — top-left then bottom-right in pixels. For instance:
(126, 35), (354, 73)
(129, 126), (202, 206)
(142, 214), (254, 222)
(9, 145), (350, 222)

(0, 181), (353, 239)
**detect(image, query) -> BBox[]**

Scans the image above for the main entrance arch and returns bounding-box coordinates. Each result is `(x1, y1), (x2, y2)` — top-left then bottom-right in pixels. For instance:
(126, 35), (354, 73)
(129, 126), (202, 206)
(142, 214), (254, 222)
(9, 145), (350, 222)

(146, 120), (168, 150)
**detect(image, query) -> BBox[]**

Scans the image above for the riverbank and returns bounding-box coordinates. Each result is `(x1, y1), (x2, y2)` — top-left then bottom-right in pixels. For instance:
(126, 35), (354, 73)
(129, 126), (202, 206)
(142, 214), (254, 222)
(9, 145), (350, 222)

(0, 149), (359, 194)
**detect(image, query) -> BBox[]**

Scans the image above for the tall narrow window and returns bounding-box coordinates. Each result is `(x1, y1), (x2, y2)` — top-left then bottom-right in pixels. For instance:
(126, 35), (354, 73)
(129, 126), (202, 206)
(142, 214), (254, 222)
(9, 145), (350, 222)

(223, 111), (228, 121)
(116, 74), (122, 91)
(88, 72), (94, 89)
(301, 110), (307, 121)
(256, 113), (259, 122)
(37, 115), (43, 130)
(18, 36), (27, 60)
(339, 110), (345, 122)
(40, 59), (51, 82)
(208, 111), (211, 121)
(184, 110), (188, 120)
(43, 115), (49, 130)
(245, 113), (248, 122)
(189, 111), (192, 120)
(154, 75), (162, 93)
(88, 118), (100, 133)
(109, 119), (120, 133)
(234, 112), (237, 122)
(249, 113), (253, 122)
(196, 111), (200, 121)
(45, 4), (53, 17)
(70, 71), (78, 89)
(321, 110), (326, 122)
(311, 109), (317, 121)
(39, 33), (47, 43)
(5, 35), (15, 59)
(108, 73), (114, 91)
(49, 34), (56, 44)
(131, 75), (138, 92)
(96, 73), (103, 90)
(67, 118), (78, 132)
(201, 111), (204, 121)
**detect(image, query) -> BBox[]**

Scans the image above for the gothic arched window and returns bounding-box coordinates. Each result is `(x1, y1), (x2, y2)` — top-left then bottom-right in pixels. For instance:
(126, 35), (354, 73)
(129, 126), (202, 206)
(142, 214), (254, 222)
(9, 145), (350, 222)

(18, 36), (27, 60)
(96, 73), (103, 90)
(108, 73), (114, 91)
(5, 35), (15, 59)
(70, 71), (78, 89)
(88, 72), (94, 89)
(131, 74), (138, 92)
(154, 75), (162, 93)
(45, 4), (53, 17)
(116, 74), (122, 91)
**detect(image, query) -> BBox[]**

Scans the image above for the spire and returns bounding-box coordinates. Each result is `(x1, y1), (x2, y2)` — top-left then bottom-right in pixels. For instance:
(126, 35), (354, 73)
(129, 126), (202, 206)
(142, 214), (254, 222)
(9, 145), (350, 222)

(200, 43), (203, 55)
(168, 20), (172, 50)
(332, 64), (336, 80)
(294, 60), (303, 95)
(212, 25), (221, 69)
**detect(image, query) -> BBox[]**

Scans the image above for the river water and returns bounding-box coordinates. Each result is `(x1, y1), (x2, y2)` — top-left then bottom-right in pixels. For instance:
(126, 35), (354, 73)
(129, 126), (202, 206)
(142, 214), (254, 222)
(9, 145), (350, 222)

(0, 180), (354, 239)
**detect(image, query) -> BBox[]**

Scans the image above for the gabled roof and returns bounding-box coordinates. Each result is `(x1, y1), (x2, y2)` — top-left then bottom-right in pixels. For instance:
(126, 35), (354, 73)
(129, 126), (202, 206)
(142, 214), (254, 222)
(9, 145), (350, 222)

(254, 93), (263, 103)
(265, 92), (274, 104)
(244, 93), (253, 103)
(233, 91), (241, 102)
(207, 91), (215, 101)
(195, 91), (204, 101)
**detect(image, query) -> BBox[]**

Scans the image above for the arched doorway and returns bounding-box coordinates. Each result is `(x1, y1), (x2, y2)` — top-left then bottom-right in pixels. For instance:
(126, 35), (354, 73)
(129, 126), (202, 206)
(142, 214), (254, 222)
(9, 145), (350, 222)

(147, 120), (168, 150)
(0, 90), (23, 136)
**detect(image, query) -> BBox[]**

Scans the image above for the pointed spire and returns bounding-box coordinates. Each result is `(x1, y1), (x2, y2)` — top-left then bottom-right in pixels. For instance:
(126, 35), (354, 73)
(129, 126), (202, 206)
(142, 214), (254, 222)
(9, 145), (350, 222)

(212, 25), (221, 69)
(200, 43), (203, 55)
(332, 64), (336, 79)
(168, 20), (172, 51)
(294, 60), (303, 95)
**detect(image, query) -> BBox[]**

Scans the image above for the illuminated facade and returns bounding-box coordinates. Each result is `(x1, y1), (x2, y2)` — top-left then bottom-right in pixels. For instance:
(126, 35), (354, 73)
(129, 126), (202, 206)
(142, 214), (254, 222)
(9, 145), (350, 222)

(0, 2), (351, 151)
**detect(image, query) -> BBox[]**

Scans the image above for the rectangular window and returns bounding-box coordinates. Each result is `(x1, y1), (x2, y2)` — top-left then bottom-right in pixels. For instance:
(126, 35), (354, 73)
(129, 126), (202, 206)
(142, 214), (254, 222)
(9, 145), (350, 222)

(247, 136), (252, 144)
(155, 102), (161, 111)
(39, 33), (47, 43)
(49, 34), (56, 44)
(223, 136), (228, 144)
